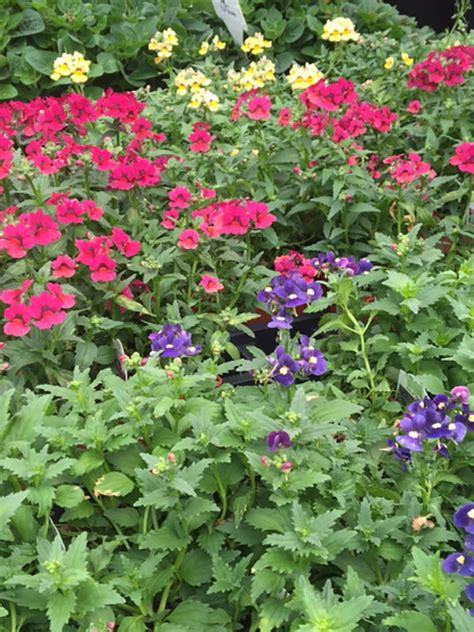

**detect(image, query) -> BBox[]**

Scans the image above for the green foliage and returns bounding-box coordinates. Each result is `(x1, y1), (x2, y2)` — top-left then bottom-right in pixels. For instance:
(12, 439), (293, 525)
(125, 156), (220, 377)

(1, 0), (420, 99)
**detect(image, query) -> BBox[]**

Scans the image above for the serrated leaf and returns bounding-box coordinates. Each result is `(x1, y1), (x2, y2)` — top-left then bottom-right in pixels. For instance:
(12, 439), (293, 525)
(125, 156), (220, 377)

(383, 612), (438, 632)
(0, 490), (29, 532)
(47, 591), (76, 632)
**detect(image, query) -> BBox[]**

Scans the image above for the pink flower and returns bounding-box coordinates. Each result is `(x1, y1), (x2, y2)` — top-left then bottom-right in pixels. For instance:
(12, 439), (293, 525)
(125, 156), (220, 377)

(188, 122), (215, 153)
(51, 256), (77, 279)
(450, 142), (474, 175)
(111, 227), (141, 257)
(55, 199), (84, 224)
(246, 201), (276, 229)
(89, 255), (117, 282)
(0, 224), (35, 259)
(246, 96), (272, 121)
(169, 186), (191, 209)
(406, 100), (422, 114)
(199, 275), (224, 293)
(177, 229), (200, 250)
(161, 209), (179, 230)
(46, 283), (75, 309)
(278, 107), (291, 127)
(28, 292), (66, 330)
(0, 280), (33, 305)
(3, 303), (31, 337)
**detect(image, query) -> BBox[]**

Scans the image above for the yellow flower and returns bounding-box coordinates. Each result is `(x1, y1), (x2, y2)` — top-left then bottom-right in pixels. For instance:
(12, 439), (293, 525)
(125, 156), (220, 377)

(199, 41), (210, 56)
(212, 35), (226, 50)
(286, 62), (324, 91)
(149, 28), (178, 61)
(384, 56), (395, 70)
(203, 90), (220, 112)
(241, 32), (272, 55)
(322, 17), (360, 43)
(227, 56), (275, 91)
(162, 28), (178, 46)
(230, 148), (239, 157)
(401, 52), (414, 66)
(50, 51), (91, 83)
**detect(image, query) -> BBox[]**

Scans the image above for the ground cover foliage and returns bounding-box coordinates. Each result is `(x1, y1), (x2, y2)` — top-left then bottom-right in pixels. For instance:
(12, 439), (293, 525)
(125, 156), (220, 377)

(0, 1), (474, 630)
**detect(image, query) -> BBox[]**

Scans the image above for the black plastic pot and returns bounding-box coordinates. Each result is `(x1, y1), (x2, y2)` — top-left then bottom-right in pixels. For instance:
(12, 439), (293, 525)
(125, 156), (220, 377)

(221, 311), (323, 386)
(385, 0), (472, 32)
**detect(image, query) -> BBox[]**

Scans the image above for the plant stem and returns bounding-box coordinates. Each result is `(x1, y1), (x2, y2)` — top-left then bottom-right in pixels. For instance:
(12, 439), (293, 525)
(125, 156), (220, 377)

(10, 602), (16, 632)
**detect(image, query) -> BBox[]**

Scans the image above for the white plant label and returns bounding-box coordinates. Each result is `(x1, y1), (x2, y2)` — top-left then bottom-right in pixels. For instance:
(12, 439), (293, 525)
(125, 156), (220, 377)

(212, 0), (247, 45)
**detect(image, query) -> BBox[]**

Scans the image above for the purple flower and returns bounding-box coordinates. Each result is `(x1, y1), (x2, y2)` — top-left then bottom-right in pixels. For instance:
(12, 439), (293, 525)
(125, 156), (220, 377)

(454, 504), (474, 534)
(257, 272), (322, 330)
(465, 535), (474, 553)
(266, 431), (292, 452)
(465, 583), (474, 602)
(442, 552), (474, 576)
(451, 386), (471, 404)
(397, 430), (424, 452)
(268, 346), (298, 387)
(298, 336), (327, 377)
(268, 311), (293, 330)
(311, 252), (372, 276)
(385, 438), (411, 468)
(149, 324), (201, 359)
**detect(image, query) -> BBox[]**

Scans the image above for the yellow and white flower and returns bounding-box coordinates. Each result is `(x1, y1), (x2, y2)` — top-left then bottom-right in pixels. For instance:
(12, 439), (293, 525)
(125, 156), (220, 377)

(322, 17), (360, 43)
(227, 56), (275, 91)
(384, 56), (395, 70)
(175, 68), (211, 95)
(148, 28), (178, 64)
(51, 51), (91, 83)
(401, 52), (414, 66)
(241, 32), (272, 55)
(286, 62), (324, 91)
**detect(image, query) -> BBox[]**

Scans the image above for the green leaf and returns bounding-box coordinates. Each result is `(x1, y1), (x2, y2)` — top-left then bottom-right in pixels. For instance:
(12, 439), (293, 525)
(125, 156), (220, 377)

(0, 490), (29, 532)
(12, 10), (45, 38)
(94, 472), (134, 497)
(24, 48), (57, 75)
(309, 399), (362, 424)
(55, 485), (84, 509)
(47, 591), (76, 632)
(383, 612), (438, 632)
(447, 604), (474, 632)
(0, 84), (18, 99)
(179, 549), (212, 586)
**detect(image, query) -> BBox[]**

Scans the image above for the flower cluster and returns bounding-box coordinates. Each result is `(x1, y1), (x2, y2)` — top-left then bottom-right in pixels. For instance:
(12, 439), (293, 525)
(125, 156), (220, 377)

(227, 57), (275, 91)
(149, 324), (201, 359)
(383, 153), (436, 185)
(299, 78), (397, 145)
(0, 91), (165, 189)
(257, 272), (322, 329)
(241, 33), (272, 55)
(1, 281), (75, 336)
(174, 68), (219, 111)
(0, 209), (61, 259)
(286, 63), (324, 91)
(450, 142), (474, 175)
(199, 35), (226, 55)
(148, 28), (179, 64)
(75, 228), (141, 282)
(190, 199), (276, 240)
(321, 17), (360, 43)
(407, 45), (474, 92)
(273, 250), (373, 280)
(50, 51), (91, 83)
(391, 387), (472, 457)
(188, 122), (215, 153)
(443, 503), (474, 614)
(267, 336), (327, 386)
